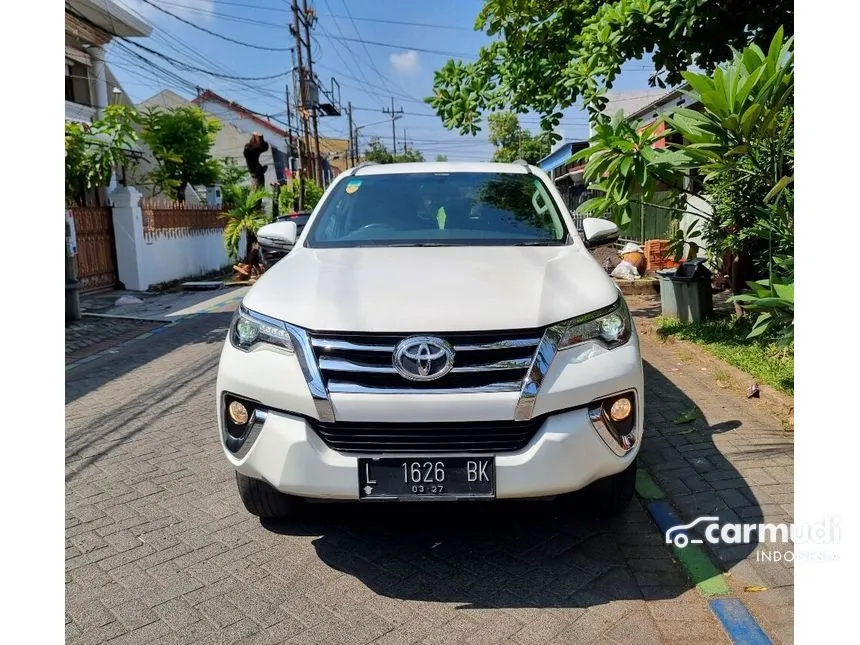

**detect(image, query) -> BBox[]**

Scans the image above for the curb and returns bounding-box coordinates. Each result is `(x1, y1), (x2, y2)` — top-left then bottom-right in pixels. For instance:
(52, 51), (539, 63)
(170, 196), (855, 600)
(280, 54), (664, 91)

(636, 467), (773, 644)
(66, 293), (244, 372)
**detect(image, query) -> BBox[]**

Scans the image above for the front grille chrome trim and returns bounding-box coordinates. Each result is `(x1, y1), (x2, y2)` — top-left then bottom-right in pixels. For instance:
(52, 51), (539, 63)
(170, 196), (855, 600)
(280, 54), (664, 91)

(311, 338), (395, 353)
(327, 380), (523, 395)
(513, 322), (567, 421)
(310, 327), (548, 396)
(450, 357), (533, 372)
(453, 338), (541, 351)
(318, 356), (397, 373)
(286, 324), (336, 423)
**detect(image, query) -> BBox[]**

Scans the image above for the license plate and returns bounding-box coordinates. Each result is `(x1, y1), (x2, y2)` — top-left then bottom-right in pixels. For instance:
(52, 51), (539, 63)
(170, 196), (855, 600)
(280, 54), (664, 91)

(358, 457), (495, 500)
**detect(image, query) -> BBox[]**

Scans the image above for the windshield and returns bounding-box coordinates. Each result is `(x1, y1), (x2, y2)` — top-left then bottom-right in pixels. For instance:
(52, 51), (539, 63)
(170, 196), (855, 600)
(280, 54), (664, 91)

(304, 172), (569, 248)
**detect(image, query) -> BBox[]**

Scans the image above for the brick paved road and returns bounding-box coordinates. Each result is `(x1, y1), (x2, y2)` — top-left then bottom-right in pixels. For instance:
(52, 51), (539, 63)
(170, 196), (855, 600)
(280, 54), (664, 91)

(66, 317), (164, 364)
(66, 311), (738, 645)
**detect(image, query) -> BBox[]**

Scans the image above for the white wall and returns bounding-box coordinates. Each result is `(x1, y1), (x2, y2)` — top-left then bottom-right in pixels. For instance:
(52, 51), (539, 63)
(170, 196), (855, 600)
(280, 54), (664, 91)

(111, 185), (240, 291)
(139, 229), (235, 287)
(680, 193), (712, 258)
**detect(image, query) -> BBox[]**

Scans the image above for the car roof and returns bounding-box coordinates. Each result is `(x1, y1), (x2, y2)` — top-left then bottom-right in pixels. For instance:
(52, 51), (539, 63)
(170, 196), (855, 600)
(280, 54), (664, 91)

(350, 161), (534, 176)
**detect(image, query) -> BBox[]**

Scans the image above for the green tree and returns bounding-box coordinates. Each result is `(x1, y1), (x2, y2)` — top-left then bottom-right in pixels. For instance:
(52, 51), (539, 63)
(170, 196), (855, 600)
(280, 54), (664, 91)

(394, 148), (425, 163)
(573, 29), (794, 339)
(217, 156), (249, 209)
(364, 137), (394, 164)
(363, 137), (425, 164)
(223, 185), (271, 262)
(140, 105), (222, 201)
(488, 111), (550, 164)
(435, 154), (448, 162)
(426, 0), (792, 138)
(65, 105), (140, 206)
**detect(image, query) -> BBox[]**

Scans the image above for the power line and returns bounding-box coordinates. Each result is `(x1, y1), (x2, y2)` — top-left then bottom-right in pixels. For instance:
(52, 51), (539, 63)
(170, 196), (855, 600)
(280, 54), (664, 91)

(165, 0), (473, 30)
(321, 13), (472, 32)
(120, 39), (292, 81)
(136, 0), (292, 51)
(66, 2), (288, 82)
(338, 0), (419, 103)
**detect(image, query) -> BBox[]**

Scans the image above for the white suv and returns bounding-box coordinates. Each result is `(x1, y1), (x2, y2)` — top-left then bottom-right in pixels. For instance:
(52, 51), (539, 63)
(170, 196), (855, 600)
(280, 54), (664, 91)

(216, 161), (644, 518)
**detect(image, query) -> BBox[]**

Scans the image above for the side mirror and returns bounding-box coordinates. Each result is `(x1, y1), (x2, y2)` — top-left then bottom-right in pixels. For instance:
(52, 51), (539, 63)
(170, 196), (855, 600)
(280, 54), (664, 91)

(581, 217), (619, 248)
(257, 220), (297, 249)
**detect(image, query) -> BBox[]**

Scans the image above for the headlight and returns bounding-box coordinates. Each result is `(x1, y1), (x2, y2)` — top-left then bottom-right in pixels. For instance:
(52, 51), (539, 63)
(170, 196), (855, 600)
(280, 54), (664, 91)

(558, 297), (632, 350)
(229, 305), (295, 353)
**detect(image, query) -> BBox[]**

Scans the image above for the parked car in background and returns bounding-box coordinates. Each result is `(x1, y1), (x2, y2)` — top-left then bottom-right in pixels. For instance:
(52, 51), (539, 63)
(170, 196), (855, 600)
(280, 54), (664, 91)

(257, 211), (311, 265)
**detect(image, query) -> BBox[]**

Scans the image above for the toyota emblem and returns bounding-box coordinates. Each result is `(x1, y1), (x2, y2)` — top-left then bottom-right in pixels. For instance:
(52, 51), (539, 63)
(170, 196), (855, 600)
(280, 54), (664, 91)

(393, 336), (455, 381)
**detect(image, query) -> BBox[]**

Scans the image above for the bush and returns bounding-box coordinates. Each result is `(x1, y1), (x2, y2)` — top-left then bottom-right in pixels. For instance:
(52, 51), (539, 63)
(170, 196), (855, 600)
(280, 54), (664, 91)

(278, 179), (323, 213)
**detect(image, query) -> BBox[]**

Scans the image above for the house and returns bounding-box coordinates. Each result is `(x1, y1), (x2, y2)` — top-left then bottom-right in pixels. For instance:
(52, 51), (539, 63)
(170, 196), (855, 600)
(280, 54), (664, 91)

(538, 87), (707, 250)
(612, 86), (709, 253)
(537, 91), (670, 213)
(134, 89), (284, 201)
(135, 89), (351, 199)
(537, 141), (591, 213)
(65, 0), (152, 124)
(193, 90), (350, 185)
(191, 90), (299, 188)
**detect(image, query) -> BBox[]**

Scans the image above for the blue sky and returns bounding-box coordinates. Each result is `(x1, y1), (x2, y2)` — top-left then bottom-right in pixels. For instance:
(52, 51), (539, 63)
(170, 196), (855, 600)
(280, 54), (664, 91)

(109, 0), (660, 161)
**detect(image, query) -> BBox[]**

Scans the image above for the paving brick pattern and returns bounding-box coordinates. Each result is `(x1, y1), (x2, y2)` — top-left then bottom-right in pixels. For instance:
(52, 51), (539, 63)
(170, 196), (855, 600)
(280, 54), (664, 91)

(66, 307), (775, 645)
(66, 317), (164, 363)
(631, 298), (794, 644)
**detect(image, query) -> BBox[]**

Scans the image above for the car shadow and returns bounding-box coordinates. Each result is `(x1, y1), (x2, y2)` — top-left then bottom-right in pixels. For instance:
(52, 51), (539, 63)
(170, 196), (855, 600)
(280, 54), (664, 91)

(637, 360), (769, 572)
(258, 356), (763, 610)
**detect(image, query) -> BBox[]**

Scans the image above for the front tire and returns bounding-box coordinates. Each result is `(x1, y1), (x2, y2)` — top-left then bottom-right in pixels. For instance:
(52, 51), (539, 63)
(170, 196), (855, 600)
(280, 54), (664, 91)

(235, 472), (296, 519)
(580, 458), (638, 515)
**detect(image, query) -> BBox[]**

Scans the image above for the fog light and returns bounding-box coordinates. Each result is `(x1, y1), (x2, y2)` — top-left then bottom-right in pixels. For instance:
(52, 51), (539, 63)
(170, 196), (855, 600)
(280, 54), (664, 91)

(228, 400), (249, 425)
(609, 397), (632, 421)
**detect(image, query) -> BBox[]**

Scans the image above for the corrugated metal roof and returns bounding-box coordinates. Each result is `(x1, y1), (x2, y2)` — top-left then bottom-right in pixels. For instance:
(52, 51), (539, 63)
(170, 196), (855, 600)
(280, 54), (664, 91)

(601, 90), (668, 120)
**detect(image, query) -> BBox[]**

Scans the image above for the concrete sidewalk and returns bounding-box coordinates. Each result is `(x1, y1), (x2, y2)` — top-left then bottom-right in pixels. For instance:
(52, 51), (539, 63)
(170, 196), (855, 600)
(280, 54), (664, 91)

(629, 295), (794, 644)
(80, 286), (250, 322)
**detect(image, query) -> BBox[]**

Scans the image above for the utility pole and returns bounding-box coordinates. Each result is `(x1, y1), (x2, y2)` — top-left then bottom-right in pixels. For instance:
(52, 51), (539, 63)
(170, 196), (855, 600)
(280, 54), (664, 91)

(285, 83), (299, 211)
(290, 0), (341, 186)
(382, 97), (403, 154)
(302, 0), (322, 184)
(289, 6), (309, 184)
(347, 101), (354, 167)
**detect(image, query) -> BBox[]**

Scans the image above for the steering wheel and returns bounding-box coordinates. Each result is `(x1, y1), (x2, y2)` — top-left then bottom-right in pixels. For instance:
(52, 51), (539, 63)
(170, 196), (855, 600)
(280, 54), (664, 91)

(357, 223), (395, 231)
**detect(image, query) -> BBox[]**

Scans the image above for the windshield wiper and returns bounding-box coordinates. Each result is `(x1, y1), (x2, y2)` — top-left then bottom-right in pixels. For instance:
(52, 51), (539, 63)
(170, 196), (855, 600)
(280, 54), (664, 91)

(512, 240), (564, 246)
(387, 243), (453, 247)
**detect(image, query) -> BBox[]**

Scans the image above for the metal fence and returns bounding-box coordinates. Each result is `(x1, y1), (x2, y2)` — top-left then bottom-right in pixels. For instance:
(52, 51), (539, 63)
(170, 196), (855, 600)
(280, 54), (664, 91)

(560, 185), (675, 245)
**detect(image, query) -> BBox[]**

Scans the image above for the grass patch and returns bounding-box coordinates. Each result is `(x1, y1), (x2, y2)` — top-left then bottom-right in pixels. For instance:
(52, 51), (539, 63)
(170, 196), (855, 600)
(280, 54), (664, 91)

(657, 316), (794, 394)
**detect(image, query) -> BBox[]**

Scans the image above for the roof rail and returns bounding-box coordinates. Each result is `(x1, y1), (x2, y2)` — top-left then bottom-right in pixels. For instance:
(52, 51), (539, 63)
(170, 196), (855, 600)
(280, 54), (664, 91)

(350, 161), (378, 175)
(513, 159), (532, 173)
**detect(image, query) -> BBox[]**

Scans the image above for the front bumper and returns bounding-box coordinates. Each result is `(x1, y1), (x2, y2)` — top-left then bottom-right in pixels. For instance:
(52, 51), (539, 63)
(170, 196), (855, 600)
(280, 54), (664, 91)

(224, 404), (640, 500)
(216, 334), (644, 500)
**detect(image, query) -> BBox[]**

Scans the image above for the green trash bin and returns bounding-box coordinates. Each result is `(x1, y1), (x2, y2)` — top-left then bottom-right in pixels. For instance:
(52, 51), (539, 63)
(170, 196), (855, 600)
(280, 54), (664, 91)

(658, 259), (713, 323)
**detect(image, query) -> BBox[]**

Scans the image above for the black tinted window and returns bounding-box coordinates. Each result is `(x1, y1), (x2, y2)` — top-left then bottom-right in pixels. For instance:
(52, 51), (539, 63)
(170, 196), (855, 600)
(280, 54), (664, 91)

(305, 172), (568, 248)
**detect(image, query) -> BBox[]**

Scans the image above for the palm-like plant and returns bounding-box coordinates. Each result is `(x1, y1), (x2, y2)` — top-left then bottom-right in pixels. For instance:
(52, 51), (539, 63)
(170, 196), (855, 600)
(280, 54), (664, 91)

(223, 186), (270, 262)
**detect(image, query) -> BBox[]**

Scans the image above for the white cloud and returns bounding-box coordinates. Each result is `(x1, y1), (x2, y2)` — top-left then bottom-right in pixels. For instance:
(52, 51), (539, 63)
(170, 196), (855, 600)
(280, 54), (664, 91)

(389, 50), (421, 75)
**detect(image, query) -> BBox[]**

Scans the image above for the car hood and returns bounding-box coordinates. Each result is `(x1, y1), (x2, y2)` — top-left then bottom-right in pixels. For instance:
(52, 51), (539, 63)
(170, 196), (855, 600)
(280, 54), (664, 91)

(242, 245), (620, 332)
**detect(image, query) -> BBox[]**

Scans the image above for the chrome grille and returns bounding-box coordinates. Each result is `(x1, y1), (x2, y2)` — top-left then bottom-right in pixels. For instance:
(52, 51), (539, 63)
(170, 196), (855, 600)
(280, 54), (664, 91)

(308, 328), (544, 394)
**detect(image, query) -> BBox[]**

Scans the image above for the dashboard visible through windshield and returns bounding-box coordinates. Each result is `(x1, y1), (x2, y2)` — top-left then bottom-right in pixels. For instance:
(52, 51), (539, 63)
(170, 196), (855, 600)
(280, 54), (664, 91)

(304, 172), (570, 248)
